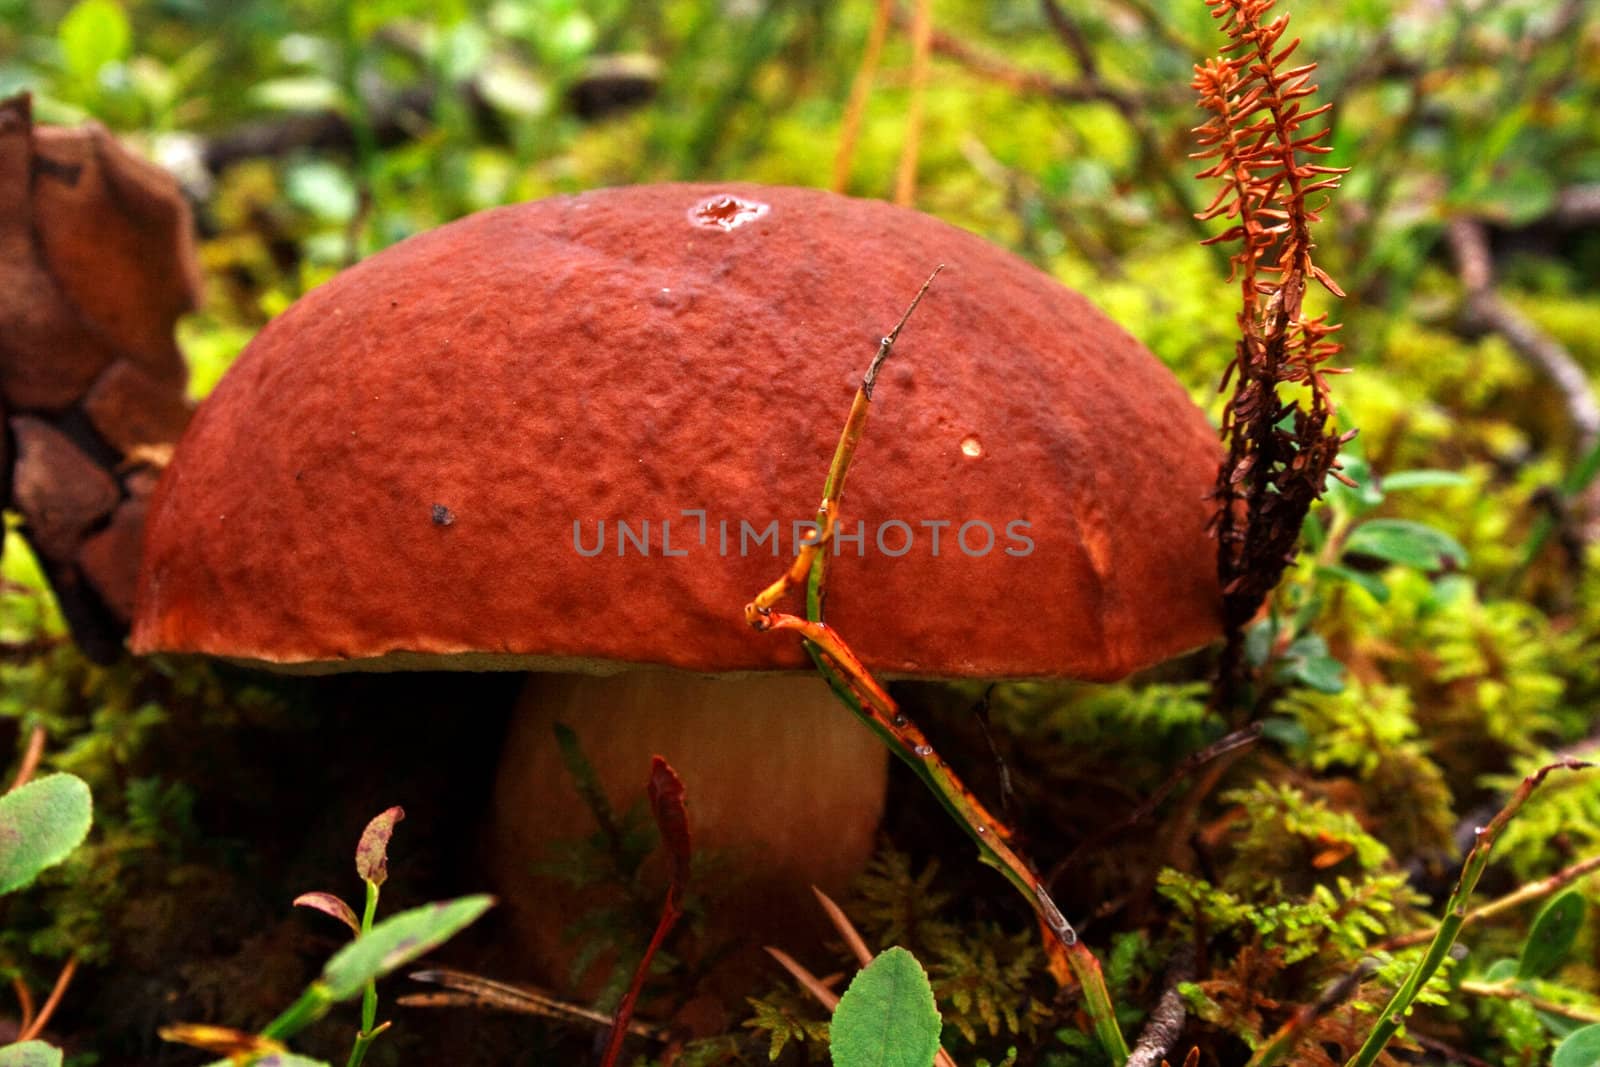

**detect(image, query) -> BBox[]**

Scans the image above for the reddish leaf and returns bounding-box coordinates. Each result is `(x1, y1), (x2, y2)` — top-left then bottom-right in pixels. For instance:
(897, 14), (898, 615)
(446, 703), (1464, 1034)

(294, 891), (361, 936)
(356, 806), (405, 886)
(647, 755), (690, 909)
(600, 757), (692, 1067)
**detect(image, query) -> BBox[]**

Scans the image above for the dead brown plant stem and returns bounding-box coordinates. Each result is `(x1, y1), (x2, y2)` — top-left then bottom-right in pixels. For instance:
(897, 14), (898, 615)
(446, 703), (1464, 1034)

(1125, 941), (1196, 1067)
(1040, 0), (1099, 78)
(1459, 979), (1600, 1024)
(894, 0), (931, 207)
(1243, 961), (1374, 1067)
(1446, 217), (1600, 537)
(1410, 1033), (1496, 1067)
(11, 975), (35, 1035)
(1050, 724), (1261, 886)
(18, 954), (77, 1042)
(8, 725), (45, 793)
(832, 0), (894, 194)
(1380, 850), (1600, 952)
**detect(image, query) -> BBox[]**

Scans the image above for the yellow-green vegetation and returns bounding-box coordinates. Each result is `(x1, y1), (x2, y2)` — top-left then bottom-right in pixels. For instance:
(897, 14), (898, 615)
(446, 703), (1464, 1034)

(1, 0), (1598, 1064)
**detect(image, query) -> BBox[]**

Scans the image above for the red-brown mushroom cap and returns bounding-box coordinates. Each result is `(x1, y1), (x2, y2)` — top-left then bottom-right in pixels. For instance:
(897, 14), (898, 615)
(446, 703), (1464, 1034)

(133, 183), (1222, 679)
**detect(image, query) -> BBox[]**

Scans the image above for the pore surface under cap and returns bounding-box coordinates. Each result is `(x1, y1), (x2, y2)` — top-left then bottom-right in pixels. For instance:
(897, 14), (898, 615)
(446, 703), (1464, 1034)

(134, 183), (1222, 679)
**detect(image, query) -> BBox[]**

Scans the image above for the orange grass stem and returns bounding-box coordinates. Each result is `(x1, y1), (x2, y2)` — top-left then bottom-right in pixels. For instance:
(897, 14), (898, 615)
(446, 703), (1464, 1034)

(743, 269), (1129, 1063)
(832, 0), (894, 194)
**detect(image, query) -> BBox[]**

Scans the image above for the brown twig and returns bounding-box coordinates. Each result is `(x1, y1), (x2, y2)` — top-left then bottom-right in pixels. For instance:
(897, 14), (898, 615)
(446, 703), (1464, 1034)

(1445, 217), (1600, 538)
(1459, 978), (1600, 1024)
(8, 725), (46, 793)
(17, 954), (77, 1042)
(1125, 942), (1197, 1067)
(1410, 1033), (1496, 1067)
(811, 887), (873, 968)
(766, 899), (961, 1067)
(1039, 0), (1099, 79)
(744, 270), (1130, 1061)
(1447, 218), (1600, 449)
(11, 974), (35, 1036)
(911, 17), (1146, 110)
(1050, 724), (1261, 887)
(1242, 960), (1374, 1067)
(400, 969), (659, 1036)
(1379, 850), (1600, 952)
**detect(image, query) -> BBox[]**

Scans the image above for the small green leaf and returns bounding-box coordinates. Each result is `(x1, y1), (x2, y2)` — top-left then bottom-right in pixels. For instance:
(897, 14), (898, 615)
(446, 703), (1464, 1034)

(58, 0), (130, 83)
(1380, 470), (1470, 492)
(830, 947), (941, 1067)
(1553, 1024), (1600, 1067)
(285, 161), (359, 225)
(1483, 957), (1519, 982)
(251, 76), (346, 113)
(321, 895), (492, 1000)
(1316, 563), (1390, 603)
(1344, 519), (1468, 570)
(1283, 654), (1346, 695)
(1519, 890), (1585, 979)
(1258, 716), (1309, 749)
(0, 774), (92, 894)
(203, 1057), (332, 1067)
(0, 1041), (64, 1067)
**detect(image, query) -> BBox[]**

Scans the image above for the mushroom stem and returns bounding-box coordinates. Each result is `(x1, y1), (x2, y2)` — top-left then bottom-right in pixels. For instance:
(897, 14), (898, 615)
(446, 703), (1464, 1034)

(487, 669), (888, 994)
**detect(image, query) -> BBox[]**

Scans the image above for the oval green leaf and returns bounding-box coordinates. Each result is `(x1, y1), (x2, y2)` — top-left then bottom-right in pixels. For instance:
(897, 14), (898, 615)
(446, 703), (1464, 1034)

(1344, 519), (1468, 571)
(1380, 470), (1470, 492)
(0, 774), (92, 894)
(1553, 1023), (1600, 1067)
(0, 1041), (63, 1067)
(321, 895), (493, 1000)
(1519, 890), (1586, 979)
(830, 947), (941, 1067)
(58, 0), (130, 83)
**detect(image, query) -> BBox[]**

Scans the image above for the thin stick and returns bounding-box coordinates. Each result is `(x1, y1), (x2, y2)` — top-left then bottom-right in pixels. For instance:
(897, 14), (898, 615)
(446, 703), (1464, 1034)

(1380, 850), (1600, 952)
(1050, 724), (1261, 885)
(1344, 759), (1592, 1067)
(812, 887), (873, 968)
(894, 0), (932, 206)
(1459, 979), (1600, 1024)
(18, 954), (77, 1041)
(1245, 961), (1373, 1067)
(402, 969), (659, 1037)
(832, 0), (894, 194)
(1125, 942), (1195, 1067)
(744, 269), (1130, 1063)
(9, 725), (46, 793)
(1447, 217), (1600, 542)
(11, 975), (35, 1036)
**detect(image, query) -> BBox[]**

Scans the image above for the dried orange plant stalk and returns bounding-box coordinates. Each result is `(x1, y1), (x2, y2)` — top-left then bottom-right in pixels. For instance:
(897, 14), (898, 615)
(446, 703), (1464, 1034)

(745, 270), (1130, 1063)
(1192, 0), (1353, 696)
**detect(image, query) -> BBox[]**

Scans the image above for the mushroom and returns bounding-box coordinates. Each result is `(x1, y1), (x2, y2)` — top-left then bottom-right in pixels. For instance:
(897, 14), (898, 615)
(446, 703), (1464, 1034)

(132, 183), (1221, 991)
